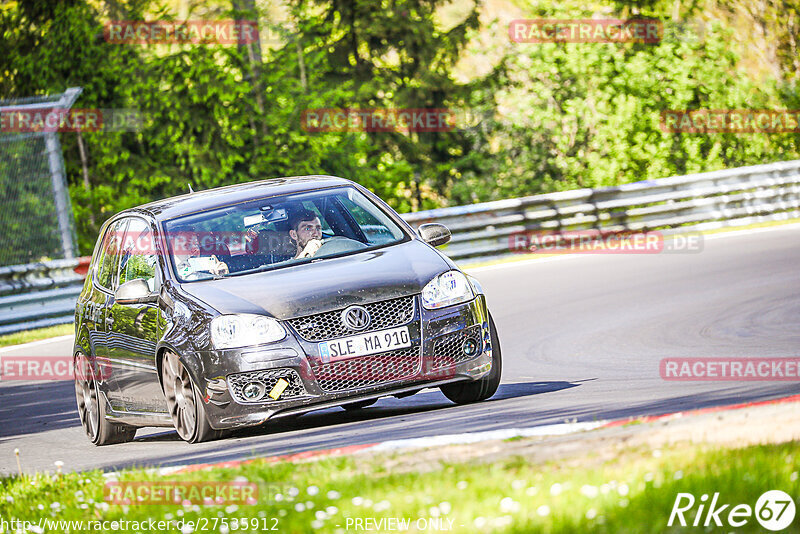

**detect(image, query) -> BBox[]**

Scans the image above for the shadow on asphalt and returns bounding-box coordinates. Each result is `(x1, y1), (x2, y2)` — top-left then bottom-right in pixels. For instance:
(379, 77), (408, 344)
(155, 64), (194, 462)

(0, 380), (78, 440)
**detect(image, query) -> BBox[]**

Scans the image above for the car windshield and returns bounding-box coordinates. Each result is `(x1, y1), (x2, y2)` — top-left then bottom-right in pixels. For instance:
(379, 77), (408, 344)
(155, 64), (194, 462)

(163, 186), (408, 282)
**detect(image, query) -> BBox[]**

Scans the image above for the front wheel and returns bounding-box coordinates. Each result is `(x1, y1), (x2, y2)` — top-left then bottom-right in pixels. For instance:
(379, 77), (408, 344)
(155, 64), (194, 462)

(161, 351), (222, 443)
(440, 312), (502, 404)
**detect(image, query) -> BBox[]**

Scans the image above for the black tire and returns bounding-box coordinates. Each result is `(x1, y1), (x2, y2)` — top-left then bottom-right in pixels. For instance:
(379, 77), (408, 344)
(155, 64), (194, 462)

(440, 311), (502, 404)
(342, 399), (378, 411)
(161, 351), (223, 443)
(74, 353), (137, 446)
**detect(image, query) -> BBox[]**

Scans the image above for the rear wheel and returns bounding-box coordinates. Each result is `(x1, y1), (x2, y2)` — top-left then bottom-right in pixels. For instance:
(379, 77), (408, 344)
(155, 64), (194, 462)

(440, 312), (502, 404)
(162, 351), (222, 443)
(74, 353), (136, 445)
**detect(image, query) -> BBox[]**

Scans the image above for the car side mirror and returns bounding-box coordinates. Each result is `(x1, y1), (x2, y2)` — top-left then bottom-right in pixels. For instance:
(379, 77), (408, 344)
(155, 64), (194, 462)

(115, 279), (158, 305)
(418, 223), (451, 247)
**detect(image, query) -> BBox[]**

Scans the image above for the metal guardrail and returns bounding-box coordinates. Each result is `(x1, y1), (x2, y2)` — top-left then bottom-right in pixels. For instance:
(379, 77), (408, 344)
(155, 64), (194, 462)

(1, 159), (799, 335)
(402, 159), (800, 261)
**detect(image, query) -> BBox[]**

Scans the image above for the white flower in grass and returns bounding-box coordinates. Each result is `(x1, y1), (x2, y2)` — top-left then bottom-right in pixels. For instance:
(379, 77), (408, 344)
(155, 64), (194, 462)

(537, 505), (550, 516)
(374, 500), (391, 512)
(30, 526), (44, 534)
(37, 504), (44, 510)
(295, 503), (306, 512)
(278, 509), (287, 517)
(288, 487), (300, 497)
(653, 449), (662, 458)
(315, 510), (328, 520)
(550, 483), (563, 496)
(225, 505), (239, 514)
(429, 506), (440, 517)
(644, 472), (654, 482)
(500, 497), (519, 513)
(327, 490), (340, 499)
(181, 522), (194, 534)
(326, 506), (338, 515)
(306, 501), (315, 509)
(307, 485), (319, 496)
(311, 520), (325, 529)
(456, 481), (468, 490)
(473, 517), (487, 528)
(673, 471), (683, 480)
(50, 502), (61, 510)
(511, 479), (525, 490)
(617, 483), (629, 496)
(5, 496), (12, 503)
(586, 508), (597, 520)
(790, 472), (798, 482)
(219, 525), (229, 534)
(274, 493), (284, 501)
(581, 485), (599, 498)
(439, 502), (451, 515)
(352, 496), (364, 506)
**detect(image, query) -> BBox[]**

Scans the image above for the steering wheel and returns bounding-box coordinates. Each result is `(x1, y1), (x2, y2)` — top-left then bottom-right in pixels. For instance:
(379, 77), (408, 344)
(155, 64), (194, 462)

(314, 236), (367, 256)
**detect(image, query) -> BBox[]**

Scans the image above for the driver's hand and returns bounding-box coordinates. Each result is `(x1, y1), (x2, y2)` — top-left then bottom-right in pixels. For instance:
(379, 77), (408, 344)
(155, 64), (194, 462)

(297, 239), (323, 258)
(210, 255), (229, 275)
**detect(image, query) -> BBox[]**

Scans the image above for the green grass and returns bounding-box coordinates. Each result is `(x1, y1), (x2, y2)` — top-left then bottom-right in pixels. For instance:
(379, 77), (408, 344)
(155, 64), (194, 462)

(1, 440), (797, 533)
(0, 323), (73, 348)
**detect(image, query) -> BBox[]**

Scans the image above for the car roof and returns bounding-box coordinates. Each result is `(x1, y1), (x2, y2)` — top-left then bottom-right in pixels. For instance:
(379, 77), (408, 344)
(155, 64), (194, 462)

(123, 175), (355, 221)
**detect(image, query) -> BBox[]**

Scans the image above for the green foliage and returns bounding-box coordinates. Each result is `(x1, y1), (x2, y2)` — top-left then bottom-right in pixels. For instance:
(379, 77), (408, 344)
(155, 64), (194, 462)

(1, 0), (799, 255)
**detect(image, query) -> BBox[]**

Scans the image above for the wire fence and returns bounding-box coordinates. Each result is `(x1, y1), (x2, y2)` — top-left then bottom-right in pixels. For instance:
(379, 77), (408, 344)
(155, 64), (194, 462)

(0, 88), (81, 267)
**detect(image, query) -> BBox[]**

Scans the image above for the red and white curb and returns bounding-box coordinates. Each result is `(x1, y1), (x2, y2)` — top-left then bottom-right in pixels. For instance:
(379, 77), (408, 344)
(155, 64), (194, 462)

(133, 393), (800, 477)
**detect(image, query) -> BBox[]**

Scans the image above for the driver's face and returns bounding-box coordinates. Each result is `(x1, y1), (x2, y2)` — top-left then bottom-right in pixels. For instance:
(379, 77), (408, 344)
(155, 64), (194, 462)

(292, 217), (323, 248)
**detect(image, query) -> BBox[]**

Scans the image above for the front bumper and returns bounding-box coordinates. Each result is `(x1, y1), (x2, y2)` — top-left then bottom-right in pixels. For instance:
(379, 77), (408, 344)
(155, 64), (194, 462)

(195, 294), (492, 430)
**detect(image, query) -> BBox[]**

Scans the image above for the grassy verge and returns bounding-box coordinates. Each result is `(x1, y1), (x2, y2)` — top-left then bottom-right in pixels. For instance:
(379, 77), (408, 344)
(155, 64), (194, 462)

(0, 323), (73, 348)
(1, 439), (797, 532)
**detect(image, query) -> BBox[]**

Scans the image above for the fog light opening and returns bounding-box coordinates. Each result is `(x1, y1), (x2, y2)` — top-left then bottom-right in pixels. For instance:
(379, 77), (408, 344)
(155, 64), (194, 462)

(462, 338), (478, 357)
(243, 381), (266, 401)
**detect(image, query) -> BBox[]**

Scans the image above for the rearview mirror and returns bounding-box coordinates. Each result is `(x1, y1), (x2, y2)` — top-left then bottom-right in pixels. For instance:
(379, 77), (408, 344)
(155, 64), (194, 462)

(115, 279), (158, 305)
(418, 223), (451, 247)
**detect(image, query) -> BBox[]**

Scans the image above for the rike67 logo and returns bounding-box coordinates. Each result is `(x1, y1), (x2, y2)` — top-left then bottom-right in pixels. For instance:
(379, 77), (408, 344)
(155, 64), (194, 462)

(669, 490), (796, 531)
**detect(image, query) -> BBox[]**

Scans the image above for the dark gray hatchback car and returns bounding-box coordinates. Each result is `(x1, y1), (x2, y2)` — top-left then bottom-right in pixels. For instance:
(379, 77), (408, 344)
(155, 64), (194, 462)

(73, 176), (501, 444)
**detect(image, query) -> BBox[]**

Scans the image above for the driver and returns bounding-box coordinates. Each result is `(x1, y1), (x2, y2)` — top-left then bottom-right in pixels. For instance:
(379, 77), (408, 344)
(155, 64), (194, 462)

(174, 232), (229, 278)
(289, 209), (324, 258)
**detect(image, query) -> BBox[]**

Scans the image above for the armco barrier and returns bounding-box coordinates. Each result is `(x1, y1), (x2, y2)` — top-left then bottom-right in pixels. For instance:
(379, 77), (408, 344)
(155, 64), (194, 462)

(1, 160), (799, 335)
(402, 159), (800, 260)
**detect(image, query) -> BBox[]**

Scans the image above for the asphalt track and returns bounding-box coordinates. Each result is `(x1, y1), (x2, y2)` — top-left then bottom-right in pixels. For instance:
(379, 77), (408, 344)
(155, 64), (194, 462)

(1, 225), (799, 475)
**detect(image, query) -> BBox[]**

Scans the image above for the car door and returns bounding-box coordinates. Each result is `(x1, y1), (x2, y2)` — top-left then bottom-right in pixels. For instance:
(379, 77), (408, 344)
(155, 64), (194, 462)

(107, 217), (167, 413)
(92, 218), (128, 409)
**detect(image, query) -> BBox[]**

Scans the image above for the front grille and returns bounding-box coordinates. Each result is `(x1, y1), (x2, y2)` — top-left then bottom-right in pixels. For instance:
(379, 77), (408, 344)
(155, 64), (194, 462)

(429, 325), (483, 369)
(227, 368), (307, 404)
(313, 346), (422, 392)
(287, 295), (416, 342)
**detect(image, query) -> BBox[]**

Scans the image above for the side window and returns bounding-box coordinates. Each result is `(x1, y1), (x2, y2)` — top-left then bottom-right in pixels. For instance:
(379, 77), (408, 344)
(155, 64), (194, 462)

(118, 218), (158, 292)
(96, 219), (128, 290)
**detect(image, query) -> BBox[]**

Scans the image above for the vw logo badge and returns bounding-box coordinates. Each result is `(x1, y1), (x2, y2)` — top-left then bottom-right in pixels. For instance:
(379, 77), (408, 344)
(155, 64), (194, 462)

(342, 306), (371, 330)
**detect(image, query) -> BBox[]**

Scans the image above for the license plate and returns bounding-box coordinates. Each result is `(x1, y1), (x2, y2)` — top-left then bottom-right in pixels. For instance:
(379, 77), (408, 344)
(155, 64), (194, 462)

(318, 326), (411, 363)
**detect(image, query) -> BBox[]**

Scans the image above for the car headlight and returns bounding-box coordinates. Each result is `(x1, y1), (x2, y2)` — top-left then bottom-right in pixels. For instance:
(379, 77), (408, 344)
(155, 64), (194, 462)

(421, 270), (475, 310)
(210, 314), (286, 349)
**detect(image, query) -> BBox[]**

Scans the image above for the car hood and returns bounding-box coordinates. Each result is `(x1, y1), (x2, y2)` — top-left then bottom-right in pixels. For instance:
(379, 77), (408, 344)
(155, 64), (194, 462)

(179, 239), (451, 319)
